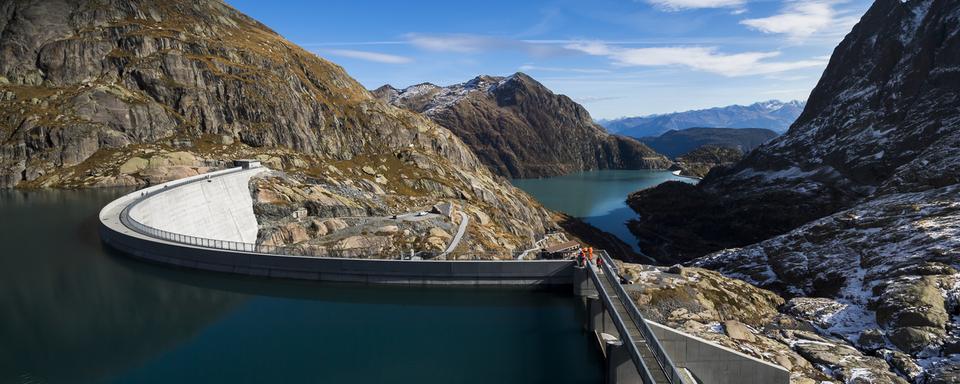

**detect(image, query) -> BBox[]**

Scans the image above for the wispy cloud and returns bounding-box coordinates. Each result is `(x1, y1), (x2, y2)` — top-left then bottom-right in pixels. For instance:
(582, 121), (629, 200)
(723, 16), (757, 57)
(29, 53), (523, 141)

(646, 0), (746, 11)
(518, 64), (611, 74)
(741, 0), (859, 41)
(565, 41), (827, 77)
(574, 95), (625, 103)
(325, 49), (413, 64)
(405, 33), (573, 57)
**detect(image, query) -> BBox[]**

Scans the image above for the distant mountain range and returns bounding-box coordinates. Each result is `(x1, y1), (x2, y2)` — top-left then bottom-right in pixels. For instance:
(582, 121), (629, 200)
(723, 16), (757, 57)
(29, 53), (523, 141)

(640, 127), (779, 159)
(600, 100), (805, 137)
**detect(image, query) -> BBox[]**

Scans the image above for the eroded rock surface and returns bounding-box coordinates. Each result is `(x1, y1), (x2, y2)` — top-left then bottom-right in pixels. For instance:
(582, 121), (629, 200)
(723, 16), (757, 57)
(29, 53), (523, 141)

(375, 74), (671, 178)
(621, 264), (909, 383)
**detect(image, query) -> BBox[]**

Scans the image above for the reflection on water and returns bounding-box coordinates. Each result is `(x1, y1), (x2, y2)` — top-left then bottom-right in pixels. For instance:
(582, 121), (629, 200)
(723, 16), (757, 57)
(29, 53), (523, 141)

(512, 170), (696, 251)
(0, 189), (601, 384)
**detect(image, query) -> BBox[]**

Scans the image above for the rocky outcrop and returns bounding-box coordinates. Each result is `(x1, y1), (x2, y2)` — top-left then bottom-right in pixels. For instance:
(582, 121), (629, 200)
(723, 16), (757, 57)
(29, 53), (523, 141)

(249, 171), (552, 259)
(0, 0), (559, 249)
(374, 74), (671, 178)
(695, 185), (960, 381)
(670, 145), (743, 178)
(628, 0), (960, 262)
(627, 1), (960, 381)
(620, 264), (907, 383)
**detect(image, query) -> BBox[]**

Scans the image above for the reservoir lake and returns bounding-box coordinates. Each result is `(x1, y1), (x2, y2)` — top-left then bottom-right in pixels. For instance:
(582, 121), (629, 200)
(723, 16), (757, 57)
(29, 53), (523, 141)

(0, 189), (602, 384)
(511, 170), (697, 253)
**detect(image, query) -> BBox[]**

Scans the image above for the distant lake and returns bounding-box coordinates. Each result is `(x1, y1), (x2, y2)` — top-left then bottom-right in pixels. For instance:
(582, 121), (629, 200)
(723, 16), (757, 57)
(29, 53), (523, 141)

(511, 170), (697, 253)
(0, 189), (602, 384)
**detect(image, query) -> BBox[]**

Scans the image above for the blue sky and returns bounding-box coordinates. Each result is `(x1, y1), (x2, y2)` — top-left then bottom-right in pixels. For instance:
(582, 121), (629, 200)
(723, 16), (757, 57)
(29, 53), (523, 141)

(227, 0), (873, 119)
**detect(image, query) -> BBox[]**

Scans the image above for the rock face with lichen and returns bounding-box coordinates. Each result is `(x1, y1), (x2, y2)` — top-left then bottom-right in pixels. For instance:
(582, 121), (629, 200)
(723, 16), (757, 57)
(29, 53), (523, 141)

(621, 264), (909, 383)
(374, 74), (672, 179)
(627, 0), (960, 262)
(0, 0), (556, 250)
(624, 1), (960, 381)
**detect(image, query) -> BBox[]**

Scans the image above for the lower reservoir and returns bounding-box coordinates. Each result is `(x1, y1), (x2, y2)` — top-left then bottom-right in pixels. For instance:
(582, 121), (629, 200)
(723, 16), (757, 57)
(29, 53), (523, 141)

(511, 170), (696, 252)
(0, 189), (602, 383)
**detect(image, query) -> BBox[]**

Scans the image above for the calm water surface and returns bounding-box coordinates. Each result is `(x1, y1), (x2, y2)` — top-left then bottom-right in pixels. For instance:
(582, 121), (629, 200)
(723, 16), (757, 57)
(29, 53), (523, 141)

(0, 189), (602, 384)
(511, 170), (697, 252)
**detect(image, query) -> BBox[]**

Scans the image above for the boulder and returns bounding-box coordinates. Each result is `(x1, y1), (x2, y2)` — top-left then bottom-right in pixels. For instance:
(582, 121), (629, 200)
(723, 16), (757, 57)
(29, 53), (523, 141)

(140, 166), (199, 185)
(888, 326), (943, 354)
(119, 157), (149, 174)
(425, 236), (447, 250)
(882, 349), (923, 382)
(374, 225), (399, 235)
(148, 151), (198, 168)
(723, 320), (756, 342)
(793, 341), (908, 384)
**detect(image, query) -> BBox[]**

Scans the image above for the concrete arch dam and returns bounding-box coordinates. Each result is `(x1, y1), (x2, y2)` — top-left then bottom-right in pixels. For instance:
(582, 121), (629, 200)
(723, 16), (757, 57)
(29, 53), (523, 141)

(98, 164), (789, 384)
(98, 165), (573, 286)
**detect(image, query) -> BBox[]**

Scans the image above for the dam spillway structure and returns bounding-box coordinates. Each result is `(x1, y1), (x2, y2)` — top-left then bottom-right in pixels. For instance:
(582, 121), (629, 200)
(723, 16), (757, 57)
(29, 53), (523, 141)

(98, 163), (789, 384)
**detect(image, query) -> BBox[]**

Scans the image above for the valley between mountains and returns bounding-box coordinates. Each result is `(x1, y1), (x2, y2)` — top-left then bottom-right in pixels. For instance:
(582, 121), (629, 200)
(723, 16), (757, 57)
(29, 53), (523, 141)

(1, 0), (958, 382)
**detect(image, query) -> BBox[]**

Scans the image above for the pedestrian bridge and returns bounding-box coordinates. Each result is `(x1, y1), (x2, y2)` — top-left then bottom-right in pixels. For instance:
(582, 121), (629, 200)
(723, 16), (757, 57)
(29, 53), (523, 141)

(575, 251), (789, 384)
(98, 164), (789, 384)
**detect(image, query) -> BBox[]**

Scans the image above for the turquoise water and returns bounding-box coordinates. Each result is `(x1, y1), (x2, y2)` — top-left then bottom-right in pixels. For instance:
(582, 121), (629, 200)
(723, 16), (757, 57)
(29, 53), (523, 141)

(0, 189), (602, 383)
(511, 170), (696, 252)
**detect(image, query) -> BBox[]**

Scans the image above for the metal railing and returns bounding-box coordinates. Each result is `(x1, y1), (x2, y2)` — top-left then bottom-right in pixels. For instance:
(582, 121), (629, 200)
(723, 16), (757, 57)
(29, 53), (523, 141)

(597, 250), (684, 384)
(587, 262), (661, 384)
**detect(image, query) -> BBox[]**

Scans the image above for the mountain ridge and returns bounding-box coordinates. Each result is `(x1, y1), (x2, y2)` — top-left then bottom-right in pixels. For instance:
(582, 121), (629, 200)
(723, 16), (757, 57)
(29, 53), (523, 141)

(639, 127), (778, 159)
(601, 99), (805, 137)
(375, 72), (672, 179)
(629, 0), (960, 381)
(0, 0), (559, 253)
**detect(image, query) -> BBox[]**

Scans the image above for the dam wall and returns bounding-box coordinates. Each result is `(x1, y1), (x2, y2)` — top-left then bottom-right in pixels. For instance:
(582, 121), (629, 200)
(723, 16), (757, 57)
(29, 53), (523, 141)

(99, 166), (575, 287)
(646, 320), (790, 384)
(127, 168), (266, 243)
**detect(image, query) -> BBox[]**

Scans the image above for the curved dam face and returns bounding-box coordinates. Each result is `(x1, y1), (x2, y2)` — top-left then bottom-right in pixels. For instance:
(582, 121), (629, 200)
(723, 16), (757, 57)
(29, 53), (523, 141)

(97, 166), (575, 287)
(128, 169), (264, 243)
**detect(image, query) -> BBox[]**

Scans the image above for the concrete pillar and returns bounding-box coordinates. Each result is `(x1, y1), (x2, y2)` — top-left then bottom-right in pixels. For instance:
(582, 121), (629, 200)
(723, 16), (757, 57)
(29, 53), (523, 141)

(573, 265), (595, 297)
(586, 295), (604, 333)
(603, 305), (619, 338)
(606, 340), (641, 384)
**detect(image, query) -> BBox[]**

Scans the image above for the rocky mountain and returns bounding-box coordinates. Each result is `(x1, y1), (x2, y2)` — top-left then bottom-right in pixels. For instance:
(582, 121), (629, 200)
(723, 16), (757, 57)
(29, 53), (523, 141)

(628, 0), (960, 381)
(629, 0), (960, 262)
(639, 127), (778, 158)
(374, 74), (672, 179)
(670, 145), (743, 178)
(0, 0), (557, 253)
(601, 100), (804, 137)
(620, 263), (907, 383)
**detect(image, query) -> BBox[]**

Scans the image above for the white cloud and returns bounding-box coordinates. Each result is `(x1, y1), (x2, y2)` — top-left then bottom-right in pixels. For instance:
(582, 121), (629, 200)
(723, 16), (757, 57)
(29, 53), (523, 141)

(518, 64), (611, 74)
(405, 34), (573, 57)
(565, 41), (827, 77)
(741, 1), (853, 40)
(574, 95), (625, 103)
(405, 34), (499, 53)
(326, 49), (412, 64)
(647, 0), (746, 11)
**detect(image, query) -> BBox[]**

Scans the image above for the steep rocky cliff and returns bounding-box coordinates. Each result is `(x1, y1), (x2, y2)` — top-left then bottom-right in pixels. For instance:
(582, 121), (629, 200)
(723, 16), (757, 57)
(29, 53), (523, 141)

(622, 263), (907, 383)
(374, 74), (671, 179)
(628, 0), (960, 381)
(0, 0), (555, 251)
(628, 0), (960, 262)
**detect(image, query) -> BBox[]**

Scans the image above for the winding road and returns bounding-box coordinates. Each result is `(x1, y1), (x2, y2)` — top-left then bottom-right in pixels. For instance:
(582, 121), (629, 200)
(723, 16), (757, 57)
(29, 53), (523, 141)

(439, 211), (469, 257)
